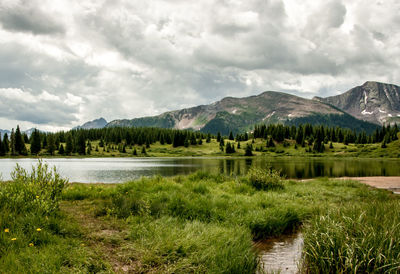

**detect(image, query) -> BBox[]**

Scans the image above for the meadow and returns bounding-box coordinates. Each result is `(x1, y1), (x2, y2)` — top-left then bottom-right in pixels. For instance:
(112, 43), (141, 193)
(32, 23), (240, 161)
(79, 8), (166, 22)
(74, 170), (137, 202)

(1, 162), (399, 273)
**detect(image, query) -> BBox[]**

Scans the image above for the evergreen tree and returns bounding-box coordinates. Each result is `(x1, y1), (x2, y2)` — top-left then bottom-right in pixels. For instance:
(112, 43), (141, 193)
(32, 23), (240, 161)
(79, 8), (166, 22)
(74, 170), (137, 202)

(141, 146), (147, 155)
(244, 144), (253, 156)
(66, 135), (74, 155)
(30, 129), (41, 155)
(184, 137), (189, 147)
(217, 132), (221, 142)
(10, 129), (16, 156)
(206, 134), (211, 143)
(47, 134), (56, 155)
(329, 142), (334, 149)
(190, 134), (197, 145)
(58, 144), (65, 155)
(197, 138), (203, 145)
(77, 133), (86, 155)
(237, 141), (241, 149)
(133, 148), (137, 156)
(219, 138), (224, 151)
(0, 135), (3, 156)
(15, 125), (25, 154)
(3, 133), (9, 153)
(225, 142), (235, 154)
(228, 131), (234, 140)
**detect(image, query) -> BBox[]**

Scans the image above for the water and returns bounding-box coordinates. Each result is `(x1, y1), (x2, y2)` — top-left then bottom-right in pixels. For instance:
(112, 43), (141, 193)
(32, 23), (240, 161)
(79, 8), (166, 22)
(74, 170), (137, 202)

(0, 157), (399, 183)
(256, 232), (303, 274)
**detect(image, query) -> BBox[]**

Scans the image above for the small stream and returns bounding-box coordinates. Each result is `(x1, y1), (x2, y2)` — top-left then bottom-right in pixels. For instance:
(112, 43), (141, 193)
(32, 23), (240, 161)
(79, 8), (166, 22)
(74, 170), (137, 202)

(256, 232), (303, 274)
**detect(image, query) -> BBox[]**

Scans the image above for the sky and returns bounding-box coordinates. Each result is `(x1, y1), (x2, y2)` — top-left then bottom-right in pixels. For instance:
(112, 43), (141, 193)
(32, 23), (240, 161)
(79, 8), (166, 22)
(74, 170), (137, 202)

(0, 0), (399, 131)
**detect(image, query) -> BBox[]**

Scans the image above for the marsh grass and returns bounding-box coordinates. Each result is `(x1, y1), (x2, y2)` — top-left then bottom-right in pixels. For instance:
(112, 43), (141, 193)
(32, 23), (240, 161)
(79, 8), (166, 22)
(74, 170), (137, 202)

(302, 198), (400, 273)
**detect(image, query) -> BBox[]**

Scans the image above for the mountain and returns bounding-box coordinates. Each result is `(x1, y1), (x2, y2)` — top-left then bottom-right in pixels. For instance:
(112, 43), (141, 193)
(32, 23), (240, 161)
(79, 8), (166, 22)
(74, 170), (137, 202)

(107, 91), (378, 135)
(74, 118), (107, 130)
(314, 81), (400, 125)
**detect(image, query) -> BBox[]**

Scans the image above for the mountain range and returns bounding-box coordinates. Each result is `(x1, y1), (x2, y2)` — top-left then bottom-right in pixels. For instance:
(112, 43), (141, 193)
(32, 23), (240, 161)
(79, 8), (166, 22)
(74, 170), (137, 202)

(98, 81), (399, 135)
(3, 81), (397, 136)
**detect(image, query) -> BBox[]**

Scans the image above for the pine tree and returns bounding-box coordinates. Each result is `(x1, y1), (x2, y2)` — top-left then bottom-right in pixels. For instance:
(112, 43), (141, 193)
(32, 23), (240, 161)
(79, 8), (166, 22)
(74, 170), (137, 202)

(141, 146), (147, 155)
(244, 144), (253, 156)
(237, 142), (241, 149)
(133, 148), (137, 156)
(3, 133), (9, 153)
(30, 129), (41, 155)
(217, 132), (221, 142)
(10, 129), (16, 156)
(0, 135), (3, 156)
(329, 142), (334, 149)
(228, 131), (234, 140)
(15, 125), (25, 155)
(47, 134), (56, 155)
(58, 144), (65, 155)
(66, 135), (74, 155)
(77, 133), (86, 155)
(206, 134), (211, 143)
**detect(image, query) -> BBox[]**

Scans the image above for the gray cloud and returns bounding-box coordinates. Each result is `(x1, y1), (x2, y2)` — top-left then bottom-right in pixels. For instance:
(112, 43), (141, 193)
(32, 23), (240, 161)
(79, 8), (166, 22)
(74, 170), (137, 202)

(0, 0), (65, 35)
(0, 0), (399, 131)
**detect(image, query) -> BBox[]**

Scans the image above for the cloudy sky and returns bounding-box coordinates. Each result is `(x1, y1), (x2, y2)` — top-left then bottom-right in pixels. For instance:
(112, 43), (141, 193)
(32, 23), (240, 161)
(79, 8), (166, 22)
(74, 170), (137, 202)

(0, 0), (399, 131)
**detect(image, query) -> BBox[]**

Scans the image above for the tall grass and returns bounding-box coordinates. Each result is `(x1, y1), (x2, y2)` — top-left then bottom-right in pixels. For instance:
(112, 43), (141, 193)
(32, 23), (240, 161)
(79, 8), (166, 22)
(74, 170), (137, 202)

(0, 161), (106, 272)
(302, 198), (400, 272)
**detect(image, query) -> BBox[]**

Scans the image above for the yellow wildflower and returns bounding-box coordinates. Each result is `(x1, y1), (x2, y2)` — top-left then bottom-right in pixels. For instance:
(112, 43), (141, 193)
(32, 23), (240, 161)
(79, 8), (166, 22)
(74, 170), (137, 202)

(29, 243), (34, 247)
(80, 243), (85, 246)
(4, 228), (9, 233)
(36, 195), (40, 199)
(36, 228), (41, 232)
(11, 238), (16, 241)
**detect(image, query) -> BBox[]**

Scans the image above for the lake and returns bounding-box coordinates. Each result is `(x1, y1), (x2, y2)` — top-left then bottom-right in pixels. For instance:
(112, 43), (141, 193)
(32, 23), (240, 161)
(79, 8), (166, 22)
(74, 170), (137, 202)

(0, 157), (399, 183)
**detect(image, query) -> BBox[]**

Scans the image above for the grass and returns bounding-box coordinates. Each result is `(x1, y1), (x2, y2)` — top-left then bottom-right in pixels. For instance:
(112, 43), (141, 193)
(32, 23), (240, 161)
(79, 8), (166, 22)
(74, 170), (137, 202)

(7, 137), (400, 158)
(1, 163), (400, 272)
(0, 161), (107, 273)
(302, 199), (400, 272)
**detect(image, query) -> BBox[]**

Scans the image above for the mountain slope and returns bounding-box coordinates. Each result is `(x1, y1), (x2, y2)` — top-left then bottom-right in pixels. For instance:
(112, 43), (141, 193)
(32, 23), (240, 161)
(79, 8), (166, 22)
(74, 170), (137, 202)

(107, 91), (378, 135)
(74, 118), (108, 130)
(314, 81), (400, 125)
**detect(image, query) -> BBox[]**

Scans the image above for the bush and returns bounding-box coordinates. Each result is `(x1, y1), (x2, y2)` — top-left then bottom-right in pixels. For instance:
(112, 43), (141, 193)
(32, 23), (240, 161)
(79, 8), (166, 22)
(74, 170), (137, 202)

(247, 167), (284, 191)
(0, 160), (67, 215)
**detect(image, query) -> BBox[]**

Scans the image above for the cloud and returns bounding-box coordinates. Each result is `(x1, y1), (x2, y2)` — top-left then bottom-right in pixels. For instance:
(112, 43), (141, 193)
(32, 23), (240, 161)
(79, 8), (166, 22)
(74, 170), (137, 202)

(0, 0), (399, 131)
(0, 0), (65, 35)
(0, 88), (79, 124)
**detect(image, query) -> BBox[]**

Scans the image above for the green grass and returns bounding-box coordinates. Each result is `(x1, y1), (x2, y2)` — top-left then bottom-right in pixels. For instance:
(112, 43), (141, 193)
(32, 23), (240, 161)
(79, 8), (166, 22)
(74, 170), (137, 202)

(1, 163), (400, 272)
(302, 199), (400, 272)
(0, 162), (107, 273)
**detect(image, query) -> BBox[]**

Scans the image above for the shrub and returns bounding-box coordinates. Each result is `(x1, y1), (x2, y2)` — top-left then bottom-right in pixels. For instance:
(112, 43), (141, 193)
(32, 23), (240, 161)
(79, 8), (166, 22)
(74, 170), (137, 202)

(247, 167), (284, 191)
(0, 160), (67, 215)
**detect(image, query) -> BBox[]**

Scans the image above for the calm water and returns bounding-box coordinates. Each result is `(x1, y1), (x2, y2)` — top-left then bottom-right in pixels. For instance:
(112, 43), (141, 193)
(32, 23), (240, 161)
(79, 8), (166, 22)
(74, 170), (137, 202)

(256, 232), (303, 274)
(0, 157), (399, 183)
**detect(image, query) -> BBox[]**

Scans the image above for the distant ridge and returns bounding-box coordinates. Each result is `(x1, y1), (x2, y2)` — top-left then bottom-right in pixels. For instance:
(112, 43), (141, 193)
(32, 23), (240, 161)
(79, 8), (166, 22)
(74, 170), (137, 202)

(74, 118), (107, 130)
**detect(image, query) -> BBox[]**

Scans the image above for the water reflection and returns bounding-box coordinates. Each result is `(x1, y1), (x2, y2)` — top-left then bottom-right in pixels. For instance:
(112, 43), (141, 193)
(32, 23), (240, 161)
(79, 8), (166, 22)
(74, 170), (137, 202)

(0, 157), (399, 183)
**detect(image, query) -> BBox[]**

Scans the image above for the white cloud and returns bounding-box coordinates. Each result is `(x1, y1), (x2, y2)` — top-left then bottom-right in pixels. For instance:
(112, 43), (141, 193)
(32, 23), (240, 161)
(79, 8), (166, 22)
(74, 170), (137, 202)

(0, 0), (399, 131)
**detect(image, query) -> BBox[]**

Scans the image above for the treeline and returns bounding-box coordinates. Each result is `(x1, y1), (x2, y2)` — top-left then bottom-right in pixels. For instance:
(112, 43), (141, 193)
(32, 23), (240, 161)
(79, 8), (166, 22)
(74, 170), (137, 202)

(0, 123), (398, 156)
(250, 123), (399, 152)
(0, 127), (211, 156)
